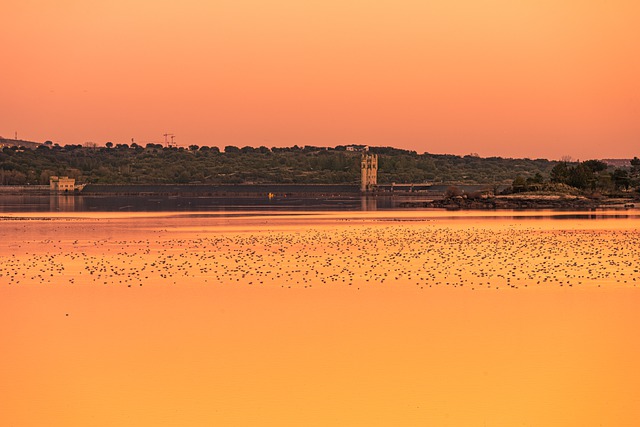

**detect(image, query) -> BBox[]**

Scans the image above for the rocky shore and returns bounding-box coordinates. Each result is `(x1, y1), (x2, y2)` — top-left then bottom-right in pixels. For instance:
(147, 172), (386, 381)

(396, 194), (638, 210)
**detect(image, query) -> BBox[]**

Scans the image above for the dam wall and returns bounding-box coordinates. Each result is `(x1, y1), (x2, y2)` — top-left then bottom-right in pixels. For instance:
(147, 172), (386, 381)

(81, 184), (361, 196)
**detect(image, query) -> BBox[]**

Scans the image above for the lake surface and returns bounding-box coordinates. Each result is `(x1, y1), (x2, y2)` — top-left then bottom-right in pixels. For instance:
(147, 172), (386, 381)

(0, 193), (379, 212)
(1, 210), (639, 426)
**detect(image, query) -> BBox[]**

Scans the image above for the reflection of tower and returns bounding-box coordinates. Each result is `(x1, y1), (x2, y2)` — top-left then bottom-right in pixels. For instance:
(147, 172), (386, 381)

(49, 193), (76, 212)
(361, 152), (378, 192)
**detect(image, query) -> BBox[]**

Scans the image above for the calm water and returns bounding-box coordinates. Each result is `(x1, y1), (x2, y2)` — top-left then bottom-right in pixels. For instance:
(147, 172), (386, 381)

(1, 211), (639, 426)
(0, 194), (376, 212)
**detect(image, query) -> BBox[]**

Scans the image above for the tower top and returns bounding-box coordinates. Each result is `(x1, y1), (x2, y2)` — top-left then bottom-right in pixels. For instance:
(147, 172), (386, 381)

(361, 152), (378, 193)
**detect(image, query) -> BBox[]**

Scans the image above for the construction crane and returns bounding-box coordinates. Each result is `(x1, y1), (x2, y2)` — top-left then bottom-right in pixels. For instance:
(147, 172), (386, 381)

(163, 133), (176, 148)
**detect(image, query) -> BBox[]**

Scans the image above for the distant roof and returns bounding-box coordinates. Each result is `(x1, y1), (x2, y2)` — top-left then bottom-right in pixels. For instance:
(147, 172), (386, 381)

(601, 159), (631, 167)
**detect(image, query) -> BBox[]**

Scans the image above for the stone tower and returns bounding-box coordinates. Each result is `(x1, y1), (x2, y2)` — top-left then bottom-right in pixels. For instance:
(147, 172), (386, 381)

(361, 152), (378, 192)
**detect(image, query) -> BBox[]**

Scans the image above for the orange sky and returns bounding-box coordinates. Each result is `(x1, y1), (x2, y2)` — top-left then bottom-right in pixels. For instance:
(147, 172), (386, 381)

(3, 0), (639, 159)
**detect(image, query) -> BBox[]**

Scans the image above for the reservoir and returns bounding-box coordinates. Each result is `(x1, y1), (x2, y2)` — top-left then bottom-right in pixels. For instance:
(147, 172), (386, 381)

(1, 209), (639, 426)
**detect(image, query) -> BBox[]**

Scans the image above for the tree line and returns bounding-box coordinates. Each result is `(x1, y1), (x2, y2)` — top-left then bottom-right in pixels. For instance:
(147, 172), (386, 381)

(511, 158), (640, 194)
(0, 142), (637, 195)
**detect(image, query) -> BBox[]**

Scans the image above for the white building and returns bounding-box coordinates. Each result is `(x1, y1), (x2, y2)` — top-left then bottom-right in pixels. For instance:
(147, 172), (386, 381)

(49, 176), (75, 192)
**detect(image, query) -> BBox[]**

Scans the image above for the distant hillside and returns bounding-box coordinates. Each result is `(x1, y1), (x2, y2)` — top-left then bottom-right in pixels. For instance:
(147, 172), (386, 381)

(0, 137), (41, 150)
(0, 142), (634, 188)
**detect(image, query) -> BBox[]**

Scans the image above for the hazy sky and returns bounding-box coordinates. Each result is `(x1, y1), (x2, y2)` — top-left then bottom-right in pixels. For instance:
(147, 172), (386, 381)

(3, 0), (639, 159)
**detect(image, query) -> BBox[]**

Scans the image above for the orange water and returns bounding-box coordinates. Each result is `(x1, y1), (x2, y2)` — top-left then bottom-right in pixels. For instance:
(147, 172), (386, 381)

(1, 211), (639, 426)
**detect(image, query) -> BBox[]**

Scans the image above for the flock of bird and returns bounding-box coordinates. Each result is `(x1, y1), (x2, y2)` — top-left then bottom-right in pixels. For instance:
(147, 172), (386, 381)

(1, 220), (639, 289)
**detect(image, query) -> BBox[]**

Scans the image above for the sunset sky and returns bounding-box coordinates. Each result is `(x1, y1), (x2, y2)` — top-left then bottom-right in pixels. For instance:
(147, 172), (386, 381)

(3, 0), (639, 160)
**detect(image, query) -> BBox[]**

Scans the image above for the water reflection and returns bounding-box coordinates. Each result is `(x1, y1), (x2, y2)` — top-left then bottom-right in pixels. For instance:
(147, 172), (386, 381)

(0, 194), (376, 212)
(360, 196), (377, 211)
(48, 194), (79, 212)
(2, 210), (640, 426)
(1, 194), (639, 218)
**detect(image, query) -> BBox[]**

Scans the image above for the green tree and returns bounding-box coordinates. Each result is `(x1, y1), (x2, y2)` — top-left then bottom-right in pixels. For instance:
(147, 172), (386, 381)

(567, 164), (593, 190)
(612, 169), (630, 190)
(512, 175), (527, 193)
(550, 162), (570, 184)
(224, 145), (240, 153)
(583, 160), (607, 173)
(631, 157), (640, 178)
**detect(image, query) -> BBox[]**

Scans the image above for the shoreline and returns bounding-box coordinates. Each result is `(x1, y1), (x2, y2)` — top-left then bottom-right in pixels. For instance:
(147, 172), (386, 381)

(1, 183), (637, 211)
